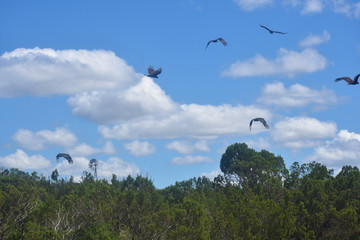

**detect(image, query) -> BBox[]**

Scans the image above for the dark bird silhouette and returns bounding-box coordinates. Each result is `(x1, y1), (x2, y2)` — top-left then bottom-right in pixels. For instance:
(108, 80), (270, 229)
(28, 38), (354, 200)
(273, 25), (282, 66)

(249, 118), (270, 131)
(259, 24), (286, 34)
(147, 66), (162, 78)
(56, 153), (73, 164)
(335, 73), (360, 85)
(205, 38), (227, 49)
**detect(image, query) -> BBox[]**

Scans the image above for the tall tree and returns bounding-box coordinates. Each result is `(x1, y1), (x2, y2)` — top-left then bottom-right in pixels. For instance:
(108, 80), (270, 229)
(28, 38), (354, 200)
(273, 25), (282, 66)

(220, 143), (287, 190)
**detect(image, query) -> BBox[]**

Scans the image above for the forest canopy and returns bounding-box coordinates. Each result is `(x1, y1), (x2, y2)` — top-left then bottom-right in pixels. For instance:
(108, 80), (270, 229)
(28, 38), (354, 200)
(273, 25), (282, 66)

(1, 142), (360, 239)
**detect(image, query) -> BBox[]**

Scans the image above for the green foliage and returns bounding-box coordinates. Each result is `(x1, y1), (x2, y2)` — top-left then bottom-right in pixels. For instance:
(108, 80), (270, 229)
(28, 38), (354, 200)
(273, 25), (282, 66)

(1, 143), (360, 239)
(220, 143), (287, 193)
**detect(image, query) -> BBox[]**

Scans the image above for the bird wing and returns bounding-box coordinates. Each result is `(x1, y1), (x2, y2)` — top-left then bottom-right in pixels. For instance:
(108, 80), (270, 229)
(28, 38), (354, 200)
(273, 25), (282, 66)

(56, 153), (73, 164)
(56, 153), (65, 163)
(353, 74), (360, 83)
(260, 24), (271, 32)
(63, 153), (73, 164)
(206, 39), (216, 49)
(154, 68), (162, 75)
(335, 77), (353, 84)
(217, 38), (227, 46)
(273, 31), (286, 34)
(250, 118), (269, 131)
(249, 119), (254, 131)
(259, 118), (270, 129)
(147, 66), (155, 75)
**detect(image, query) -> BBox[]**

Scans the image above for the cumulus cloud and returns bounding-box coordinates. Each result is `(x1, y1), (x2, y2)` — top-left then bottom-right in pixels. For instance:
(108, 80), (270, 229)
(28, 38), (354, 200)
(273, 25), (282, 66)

(271, 117), (337, 148)
(12, 128), (78, 151)
(98, 157), (140, 178)
(67, 141), (116, 156)
(166, 140), (210, 154)
(124, 140), (156, 156)
(233, 0), (273, 11)
(0, 149), (51, 170)
(305, 130), (360, 169)
(257, 82), (337, 110)
(0, 48), (140, 97)
(170, 155), (214, 165)
(301, 0), (324, 14)
(68, 76), (178, 124)
(99, 104), (271, 139)
(56, 156), (139, 180)
(222, 48), (327, 78)
(12, 127), (116, 156)
(299, 30), (330, 47)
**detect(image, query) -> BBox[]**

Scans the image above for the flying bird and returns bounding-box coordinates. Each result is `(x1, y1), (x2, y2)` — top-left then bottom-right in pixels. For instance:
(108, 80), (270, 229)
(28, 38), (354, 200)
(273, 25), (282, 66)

(335, 73), (360, 85)
(147, 66), (162, 78)
(205, 38), (227, 49)
(56, 153), (73, 164)
(259, 24), (286, 34)
(249, 118), (270, 131)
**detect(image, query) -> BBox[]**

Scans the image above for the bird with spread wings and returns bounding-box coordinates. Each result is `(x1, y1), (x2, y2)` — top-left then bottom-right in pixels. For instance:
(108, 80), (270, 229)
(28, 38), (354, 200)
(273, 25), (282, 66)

(249, 118), (270, 131)
(205, 38), (227, 49)
(147, 66), (162, 78)
(335, 73), (360, 85)
(56, 153), (73, 164)
(259, 24), (286, 34)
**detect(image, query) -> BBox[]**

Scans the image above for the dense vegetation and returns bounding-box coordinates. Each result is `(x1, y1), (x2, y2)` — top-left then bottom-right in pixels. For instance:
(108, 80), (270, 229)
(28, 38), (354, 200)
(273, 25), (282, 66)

(1, 142), (360, 239)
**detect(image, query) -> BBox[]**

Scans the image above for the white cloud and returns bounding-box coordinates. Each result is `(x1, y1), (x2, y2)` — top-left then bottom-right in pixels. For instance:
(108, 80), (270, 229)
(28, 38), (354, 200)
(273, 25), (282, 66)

(0, 48), (140, 97)
(166, 140), (210, 154)
(299, 30), (330, 47)
(257, 82), (337, 110)
(333, 0), (360, 18)
(124, 140), (156, 156)
(12, 128), (78, 151)
(222, 48), (327, 78)
(12, 127), (116, 157)
(0, 149), (51, 170)
(245, 137), (271, 150)
(283, 0), (360, 17)
(301, 0), (324, 14)
(67, 141), (116, 157)
(170, 155), (214, 165)
(102, 141), (117, 155)
(271, 117), (337, 148)
(201, 169), (222, 180)
(233, 0), (273, 11)
(56, 156), (139, 180)
(98, 157), (140, 179)
(99, 104), (271, 139)
(305, 130), (360, 169)
(67, 76), (178, 124)
(56, 156), (89, 176)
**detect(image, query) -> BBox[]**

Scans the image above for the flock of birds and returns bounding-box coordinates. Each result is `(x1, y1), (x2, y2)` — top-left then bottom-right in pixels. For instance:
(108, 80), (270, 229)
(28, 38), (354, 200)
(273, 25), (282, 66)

(55, 24), (358, 168)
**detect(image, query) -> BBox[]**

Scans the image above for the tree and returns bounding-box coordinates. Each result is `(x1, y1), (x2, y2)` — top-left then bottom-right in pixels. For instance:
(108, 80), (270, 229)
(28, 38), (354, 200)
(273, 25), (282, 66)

(220, 143), (287, 191)
(51, 169), (59, 182)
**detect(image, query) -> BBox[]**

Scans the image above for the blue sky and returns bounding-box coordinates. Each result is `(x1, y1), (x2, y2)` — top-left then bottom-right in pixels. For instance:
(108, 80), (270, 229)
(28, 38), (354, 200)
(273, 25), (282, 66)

(0, 0), (359, 188)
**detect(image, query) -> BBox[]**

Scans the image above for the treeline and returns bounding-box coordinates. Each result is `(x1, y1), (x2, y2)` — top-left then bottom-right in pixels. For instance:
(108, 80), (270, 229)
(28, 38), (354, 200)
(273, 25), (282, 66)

(1, 143), (360, 239)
